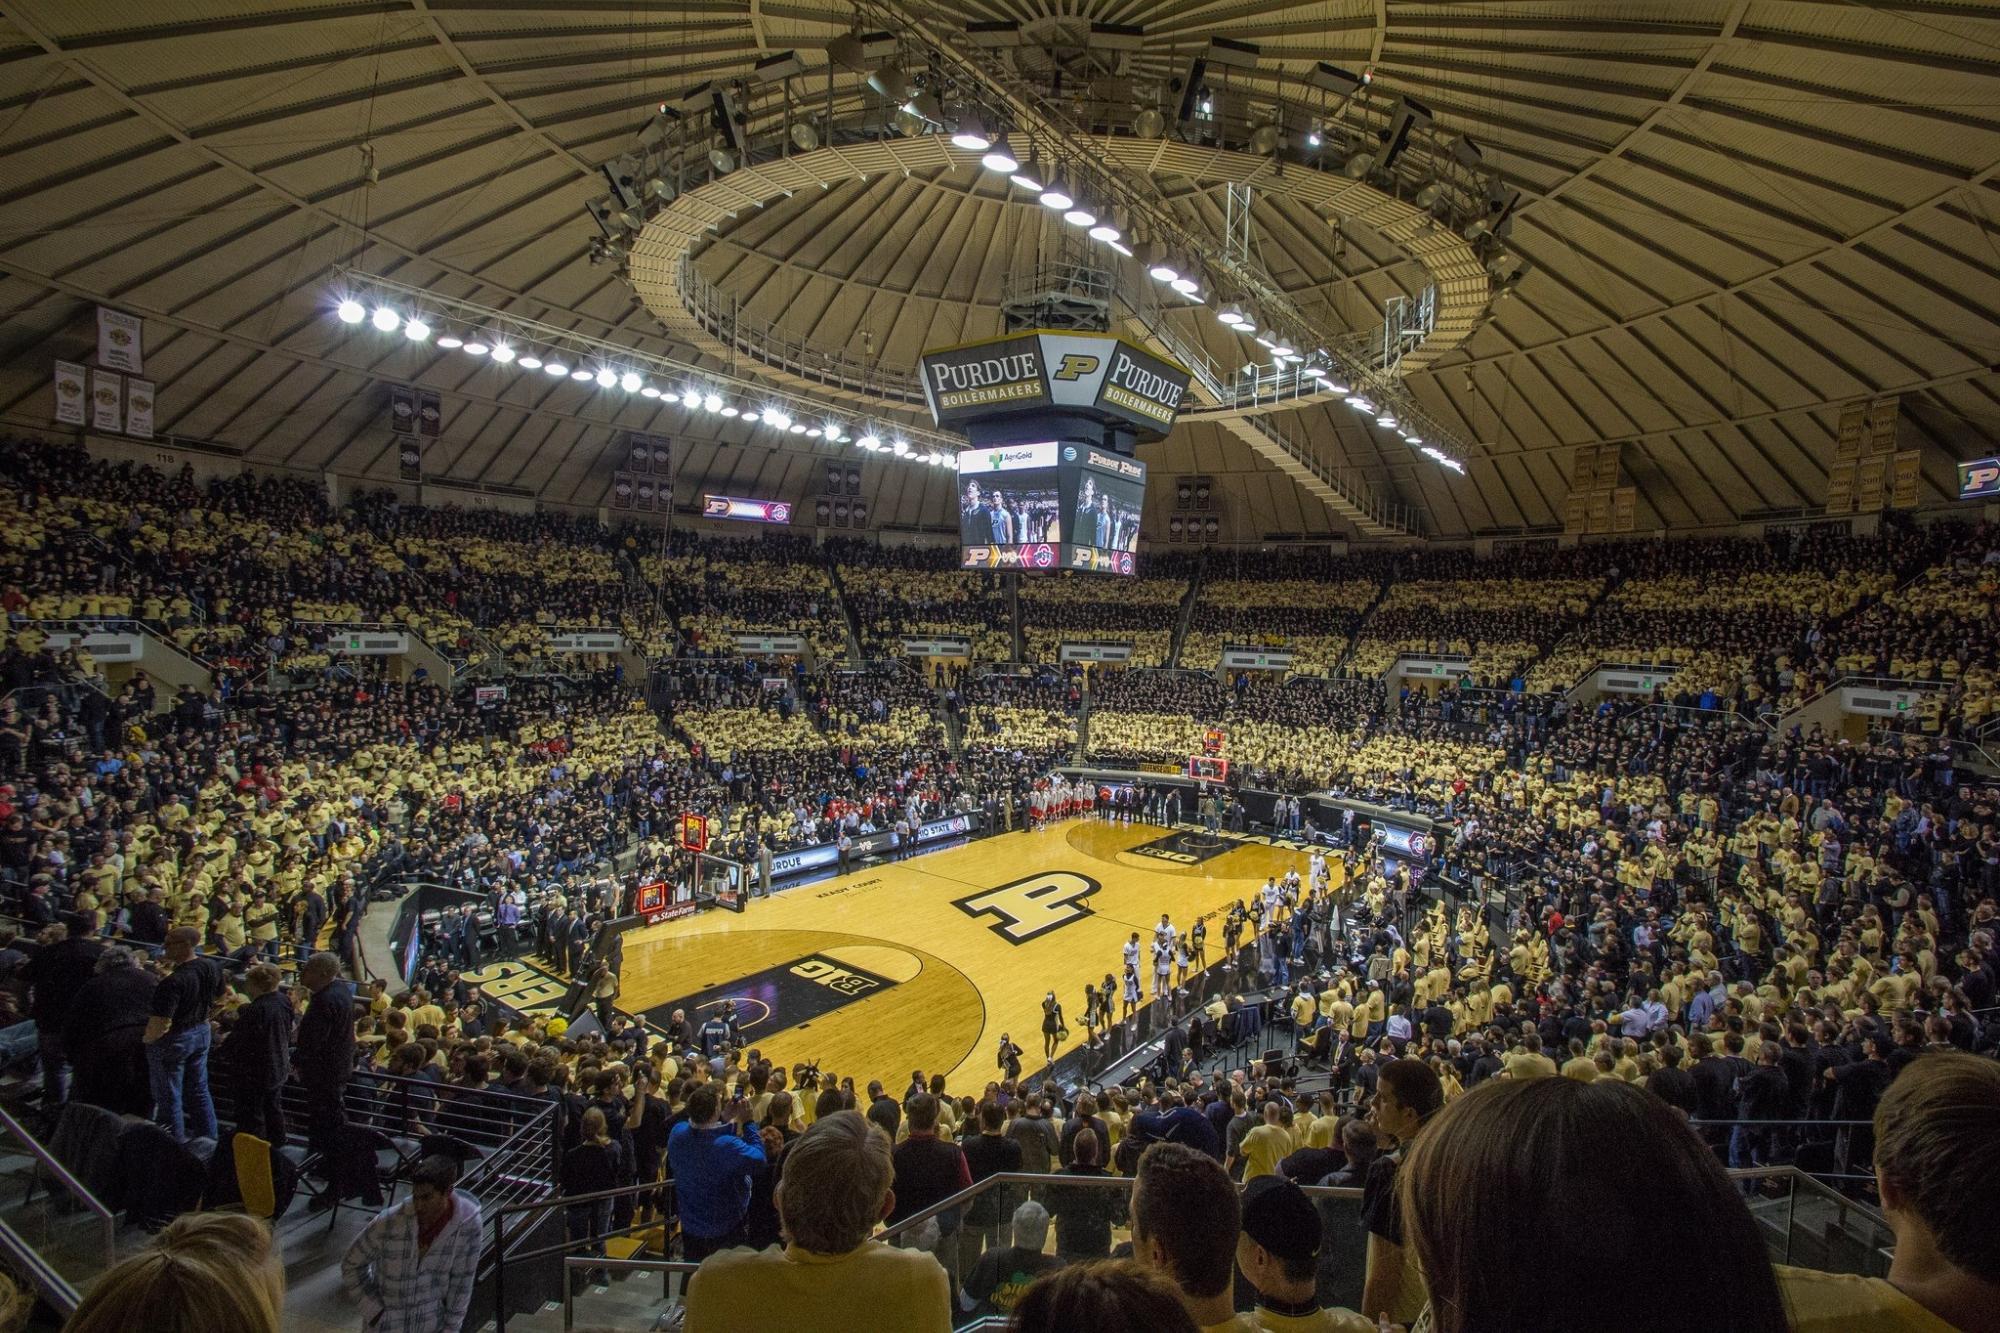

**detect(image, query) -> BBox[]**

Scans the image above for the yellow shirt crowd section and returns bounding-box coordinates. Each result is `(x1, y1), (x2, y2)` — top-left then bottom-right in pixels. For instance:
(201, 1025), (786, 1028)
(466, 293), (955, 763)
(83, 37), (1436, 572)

(837, 563), (1012, 662)
(85, 700), (674, 939)
(1345, 577), (1603, 684)
(643, 550), (847, 662)
(1181, 577), (1379, 674)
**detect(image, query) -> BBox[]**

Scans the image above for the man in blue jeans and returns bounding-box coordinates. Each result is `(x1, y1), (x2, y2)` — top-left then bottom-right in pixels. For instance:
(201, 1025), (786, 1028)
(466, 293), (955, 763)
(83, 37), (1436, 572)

(142, 926), (223, 1143)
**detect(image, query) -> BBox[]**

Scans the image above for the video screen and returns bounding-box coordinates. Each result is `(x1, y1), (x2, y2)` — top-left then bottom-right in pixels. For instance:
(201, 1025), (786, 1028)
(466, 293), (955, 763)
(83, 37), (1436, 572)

(1059, 445), (1146, 575)
(703, 494), (792, 524)
(958, 442), (1062, 570)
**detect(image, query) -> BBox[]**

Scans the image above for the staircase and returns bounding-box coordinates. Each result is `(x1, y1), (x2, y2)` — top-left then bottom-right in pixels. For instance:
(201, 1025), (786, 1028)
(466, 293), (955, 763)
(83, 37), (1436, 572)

(1140, 315), (1418, 540)
(1074, 676), (1091, 763)
(1167, 550), (1207, 668)
(1006, 573), (1025, 662)
(937, 683), (965, 762)
(1214, 414), (1419, 539)
(1332, 572), (1394, 676)
(821, 551), (865, 663)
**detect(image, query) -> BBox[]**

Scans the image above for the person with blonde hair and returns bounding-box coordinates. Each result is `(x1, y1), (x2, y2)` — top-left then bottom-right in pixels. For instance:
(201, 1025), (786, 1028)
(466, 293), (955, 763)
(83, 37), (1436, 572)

(64, 1212), (283, 1333)
(682, 1109), (949, 1332)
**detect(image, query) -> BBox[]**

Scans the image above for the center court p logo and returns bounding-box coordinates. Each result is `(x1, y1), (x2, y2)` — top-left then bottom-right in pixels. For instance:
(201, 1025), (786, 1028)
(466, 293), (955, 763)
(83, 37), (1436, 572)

(953, 871), (1101, 944)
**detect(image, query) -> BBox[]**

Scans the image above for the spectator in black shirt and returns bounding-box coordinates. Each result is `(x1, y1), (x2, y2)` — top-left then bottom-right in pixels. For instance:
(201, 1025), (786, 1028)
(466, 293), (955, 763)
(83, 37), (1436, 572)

(61, 946), (155, 1115)
(23, 910), (104, 1104)
(1047, 1129), (1122, 1261)
(886, 1093), (970, 1246)
(959, 1200), (1060, 1321)
(1360, 1058), (1442, 1326)
(956, 1100), (1023, 1272)
(1645, 1045), (1700, 1117)
(225, 962), (294, 1145)
(296, 950), (357, 1174)
(142, 925), (223, 1143)
(1731, 1044), (1791, 1174)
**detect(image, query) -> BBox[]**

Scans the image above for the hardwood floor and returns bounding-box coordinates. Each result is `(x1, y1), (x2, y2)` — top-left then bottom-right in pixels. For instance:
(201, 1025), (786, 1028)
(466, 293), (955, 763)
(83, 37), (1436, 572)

(611, 819), (1337, 1089)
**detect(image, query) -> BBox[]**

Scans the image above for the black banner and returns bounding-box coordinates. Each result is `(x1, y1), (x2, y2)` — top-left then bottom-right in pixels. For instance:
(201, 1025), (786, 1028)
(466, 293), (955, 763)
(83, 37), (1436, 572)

(389, 384), (416, 433)
(416, 388), (441, 438)
(396, 434), (422, 482)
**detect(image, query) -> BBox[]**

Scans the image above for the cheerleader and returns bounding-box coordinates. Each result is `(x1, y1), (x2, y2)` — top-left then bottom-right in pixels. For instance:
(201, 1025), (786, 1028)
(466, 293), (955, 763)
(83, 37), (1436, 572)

(1190, 917), (1208, 969)
(1174, 935), (1191, 990)
(1099, 972), (1118, 1028)
(1040, 990), (1067, 1061)
(1121, 964), (1142, 1021)
(1152, 937), (1172, 1001)
(1081, 984), (1100, 1045)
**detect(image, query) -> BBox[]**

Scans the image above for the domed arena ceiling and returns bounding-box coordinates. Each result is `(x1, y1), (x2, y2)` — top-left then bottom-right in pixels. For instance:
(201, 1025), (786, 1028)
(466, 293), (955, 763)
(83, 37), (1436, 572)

(1, 0), (1998, 542)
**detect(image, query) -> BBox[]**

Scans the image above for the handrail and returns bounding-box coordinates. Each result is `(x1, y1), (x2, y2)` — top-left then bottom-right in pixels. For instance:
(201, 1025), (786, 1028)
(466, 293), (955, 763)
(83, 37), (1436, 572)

(0, 1103), (116, 1272)
(0, 1212), (79, 1321)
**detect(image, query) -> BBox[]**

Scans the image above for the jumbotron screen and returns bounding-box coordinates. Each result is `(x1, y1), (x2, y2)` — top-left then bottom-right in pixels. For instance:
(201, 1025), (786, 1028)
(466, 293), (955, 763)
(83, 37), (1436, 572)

(956, 442), (1145, 575)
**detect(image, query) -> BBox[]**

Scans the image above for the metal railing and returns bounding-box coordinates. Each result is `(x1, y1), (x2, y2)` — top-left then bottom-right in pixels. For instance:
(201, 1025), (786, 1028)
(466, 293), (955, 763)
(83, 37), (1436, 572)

(0, 1102), (117, 1275)
(0, 1212), (79, 1322)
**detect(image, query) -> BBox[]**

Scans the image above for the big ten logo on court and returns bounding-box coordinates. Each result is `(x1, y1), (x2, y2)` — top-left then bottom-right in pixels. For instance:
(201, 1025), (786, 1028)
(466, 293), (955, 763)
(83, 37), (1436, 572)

(1051, 353), (1100, 381)
(464, 963), (568, 1011)
(953, 871), (1101, 944)
(791, 957), (885, 997)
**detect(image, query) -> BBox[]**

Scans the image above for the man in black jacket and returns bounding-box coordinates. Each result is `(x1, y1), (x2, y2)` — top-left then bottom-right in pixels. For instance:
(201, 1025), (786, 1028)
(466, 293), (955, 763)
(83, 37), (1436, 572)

(23, 910), (105, 1104)
(956, 1099), (1022, 1272)
(229, 962), (295, 1145)
(296, 950), (356, 1178)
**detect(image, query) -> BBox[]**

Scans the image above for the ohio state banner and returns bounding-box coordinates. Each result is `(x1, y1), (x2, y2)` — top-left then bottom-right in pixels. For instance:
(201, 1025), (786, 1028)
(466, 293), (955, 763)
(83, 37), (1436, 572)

(96, 307), (143, 374)
(125, 378), (156, 438)
(53, 361), (86, 425)
(89, 368), (122, 432)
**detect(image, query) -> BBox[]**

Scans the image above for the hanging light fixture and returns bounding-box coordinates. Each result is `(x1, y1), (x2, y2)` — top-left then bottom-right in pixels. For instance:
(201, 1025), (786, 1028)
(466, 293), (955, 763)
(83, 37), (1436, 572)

(1014, 148), (1044, 192)
(1063, 196), (1096, 229)
(370, 306), (401, 333)
(1147, 250), (1180, 284)
(403, 317), (431, 342)
(1038, 171), (1073, 211)
(436, 334), (463, 350)
(981, 133), (1019, 173)
(949, 110), (990, 152)
(337, 299), (365, 324)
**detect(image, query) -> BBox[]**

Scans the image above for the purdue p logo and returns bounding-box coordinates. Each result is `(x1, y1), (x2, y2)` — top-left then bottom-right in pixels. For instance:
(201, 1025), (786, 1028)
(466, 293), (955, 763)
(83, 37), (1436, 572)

(954, 872), (1100, 944)
(1052, 353), (1100, 381)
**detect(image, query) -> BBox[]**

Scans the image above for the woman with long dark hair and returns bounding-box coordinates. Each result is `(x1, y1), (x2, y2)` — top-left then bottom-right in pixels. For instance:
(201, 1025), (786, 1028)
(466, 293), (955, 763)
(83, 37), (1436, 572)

(1399, 1076), (1790, 1333)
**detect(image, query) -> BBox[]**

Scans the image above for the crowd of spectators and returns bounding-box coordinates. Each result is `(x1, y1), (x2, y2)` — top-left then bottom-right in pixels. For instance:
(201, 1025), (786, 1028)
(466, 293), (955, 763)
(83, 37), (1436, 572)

(829, 540), (1012, 663)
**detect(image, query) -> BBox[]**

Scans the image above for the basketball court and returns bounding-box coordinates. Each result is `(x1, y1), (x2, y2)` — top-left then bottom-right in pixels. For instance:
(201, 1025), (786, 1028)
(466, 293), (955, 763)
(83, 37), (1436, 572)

(602, 819), (1336, 1087)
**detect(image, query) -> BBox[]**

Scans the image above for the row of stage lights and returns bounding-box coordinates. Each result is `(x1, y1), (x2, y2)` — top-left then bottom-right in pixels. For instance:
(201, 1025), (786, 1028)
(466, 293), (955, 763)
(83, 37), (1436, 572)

(952, 120), (1461, 474)
(333, 299), (954, 468)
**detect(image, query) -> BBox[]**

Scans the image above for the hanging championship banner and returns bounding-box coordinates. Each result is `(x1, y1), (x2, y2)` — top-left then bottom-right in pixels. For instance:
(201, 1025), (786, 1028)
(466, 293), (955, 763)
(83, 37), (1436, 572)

(96, 307), (143, 374)
(416, 388), (441, 437)
(389, 385), (416, 434)
(396, 435), (422, 482)
(125, 379), (156, 439)
(89, 369), (123, 432)
(53, 361), (86, 426)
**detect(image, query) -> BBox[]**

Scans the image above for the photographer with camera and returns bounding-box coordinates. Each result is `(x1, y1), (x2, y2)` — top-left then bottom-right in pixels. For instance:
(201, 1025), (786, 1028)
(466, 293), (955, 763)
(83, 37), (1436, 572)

(667, 1083), (768, 1262)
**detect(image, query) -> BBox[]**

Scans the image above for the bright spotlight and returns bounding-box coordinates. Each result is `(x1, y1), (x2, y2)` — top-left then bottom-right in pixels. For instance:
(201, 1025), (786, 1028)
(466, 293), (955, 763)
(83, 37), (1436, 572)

(1063, 204), (1097, 229)
(641, 386), (662, 398)
(619, 371), (642, 392)
(950, 112), (990, 152)
(371, 307), (401, 332)
(436, 335), (462, 349)
(1088, 220), (1120, 242)
(517, 355), (542, 369)
(462, 341), (489, 356)
(981, 134), (1019, 173)
(858, 433), (881, 450)
(720, 406), (740, 417)
(336, 299), (365, 324)
(403, 318), (430, 341)
(1148, 257), (1179, 283)
(595, 368), (617, 387)
(891, 439), (909, 454)
(681, 387), (702, 408)
(542, 361), (566, 376)
(704, 392), (724, 412)
(490, 344), (515, 363)
(570, 368), (592, 381)
(1170, 274), (1199, 295)
(1038, 175), (1073, 211)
